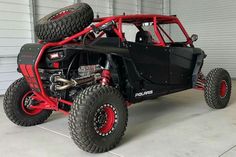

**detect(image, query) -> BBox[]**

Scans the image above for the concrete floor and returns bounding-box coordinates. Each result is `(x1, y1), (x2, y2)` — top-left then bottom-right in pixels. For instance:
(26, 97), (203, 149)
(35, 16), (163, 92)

(0, 81), (236, 157)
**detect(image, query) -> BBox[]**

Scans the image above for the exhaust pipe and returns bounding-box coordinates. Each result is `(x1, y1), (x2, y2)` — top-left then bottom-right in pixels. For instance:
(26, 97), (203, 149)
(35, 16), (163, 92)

(50, 75), (97, 91)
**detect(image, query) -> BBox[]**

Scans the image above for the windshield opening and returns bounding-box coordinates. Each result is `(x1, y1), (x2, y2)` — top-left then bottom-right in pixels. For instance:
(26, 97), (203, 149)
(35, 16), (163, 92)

(141, 22), (159, 43)
(158, 23), (187, 43)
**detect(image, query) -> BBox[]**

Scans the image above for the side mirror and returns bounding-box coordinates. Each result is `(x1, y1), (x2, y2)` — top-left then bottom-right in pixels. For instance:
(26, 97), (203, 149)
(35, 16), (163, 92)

(191, 34), (198, 42)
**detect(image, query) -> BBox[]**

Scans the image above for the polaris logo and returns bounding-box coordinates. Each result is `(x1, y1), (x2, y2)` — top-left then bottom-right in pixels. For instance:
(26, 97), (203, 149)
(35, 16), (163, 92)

(135, 90), (153, 97)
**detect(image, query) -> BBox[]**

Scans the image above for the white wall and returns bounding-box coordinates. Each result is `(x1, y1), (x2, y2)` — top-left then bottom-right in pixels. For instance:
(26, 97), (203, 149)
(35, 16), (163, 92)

(114, 0), (137, 15)
(35, 0), (74, 20)
(141, 0), (163, 14)
(82, 0), (110, 17)
(82, 0), (164, 16)
(171, 0), (236, 78)
(0, 0), (32, 94)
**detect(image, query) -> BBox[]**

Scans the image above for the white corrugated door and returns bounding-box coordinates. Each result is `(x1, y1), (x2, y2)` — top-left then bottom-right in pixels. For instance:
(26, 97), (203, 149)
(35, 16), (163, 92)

(171, 0), (236, 78)
(0, 0), (32, 94)
(141, 0), (163, 14)
(35, 0), (74, 20)
(81, 0), (110, 17)
(113, 0), (137, 15)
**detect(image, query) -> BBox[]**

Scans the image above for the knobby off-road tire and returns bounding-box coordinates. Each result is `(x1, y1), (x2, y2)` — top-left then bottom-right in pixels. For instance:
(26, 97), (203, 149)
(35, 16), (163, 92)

(204, 68), (231, 109)
(35, 3), (94, 42)
(69, 85), (128, 153)
(3, 78), (52, 126)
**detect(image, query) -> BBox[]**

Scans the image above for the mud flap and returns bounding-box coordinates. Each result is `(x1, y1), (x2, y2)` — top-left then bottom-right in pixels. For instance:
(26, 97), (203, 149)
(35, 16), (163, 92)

(17, 43), (44, 92)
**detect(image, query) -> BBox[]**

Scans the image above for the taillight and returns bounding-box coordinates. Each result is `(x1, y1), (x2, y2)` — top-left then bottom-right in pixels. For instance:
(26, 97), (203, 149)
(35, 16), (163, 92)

(53, 62), (60, 68)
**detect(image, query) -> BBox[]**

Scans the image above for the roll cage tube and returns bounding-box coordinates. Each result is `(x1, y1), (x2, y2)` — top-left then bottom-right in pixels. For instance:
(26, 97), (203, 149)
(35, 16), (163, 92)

(157, 24), (174, 43)
(152, 17), (193, 47)
(175, 18), (193, 46)
(30, 17), (122, 112)
(153, 17), (166, 46)
(25, 15), (193, 114)
(112, 18), (124, 41)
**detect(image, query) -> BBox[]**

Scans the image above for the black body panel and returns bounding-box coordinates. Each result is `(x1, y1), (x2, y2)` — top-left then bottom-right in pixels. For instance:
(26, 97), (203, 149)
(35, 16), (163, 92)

(82, 37), (130, 57)
(17, 43), (44, 92)
(123, 42), (205, 103)
(169, 47), (195, 85)
(17, 43), (44, 65)
(127, 42), (169, 84)
(16, 38), (206, 104)
(192, 48), (206, 87)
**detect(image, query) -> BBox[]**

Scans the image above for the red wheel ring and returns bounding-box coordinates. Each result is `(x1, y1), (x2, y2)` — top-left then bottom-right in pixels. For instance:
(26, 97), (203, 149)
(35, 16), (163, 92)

(220, 80), (227, 98)
(49, 10), (73, 21)
(94, 104), (117, 136)
(21, 91), (43, 116)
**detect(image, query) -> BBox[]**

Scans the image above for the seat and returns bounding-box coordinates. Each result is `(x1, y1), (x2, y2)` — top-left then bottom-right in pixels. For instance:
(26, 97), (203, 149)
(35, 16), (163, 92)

(135, 30), (153, 44)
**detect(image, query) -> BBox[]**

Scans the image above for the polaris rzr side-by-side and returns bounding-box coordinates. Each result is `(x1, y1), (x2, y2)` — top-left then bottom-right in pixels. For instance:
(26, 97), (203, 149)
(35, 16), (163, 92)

(3, 3), (231, 153)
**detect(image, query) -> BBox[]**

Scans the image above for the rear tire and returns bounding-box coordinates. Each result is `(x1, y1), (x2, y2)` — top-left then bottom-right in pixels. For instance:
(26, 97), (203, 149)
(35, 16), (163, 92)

(35, 3), (94, 42)
(69, 85), (128, 153)
(204, 68), (231, 109)
(3, 78), (52, 126)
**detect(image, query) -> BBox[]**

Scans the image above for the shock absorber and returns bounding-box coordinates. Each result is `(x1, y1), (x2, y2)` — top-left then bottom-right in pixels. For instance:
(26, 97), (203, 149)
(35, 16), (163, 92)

(101, 69), (111, 85)
(101, 56), (112, 85)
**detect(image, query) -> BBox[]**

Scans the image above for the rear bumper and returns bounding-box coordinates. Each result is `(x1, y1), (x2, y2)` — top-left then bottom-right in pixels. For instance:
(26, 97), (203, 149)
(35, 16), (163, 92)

(17, 43), (60, 111)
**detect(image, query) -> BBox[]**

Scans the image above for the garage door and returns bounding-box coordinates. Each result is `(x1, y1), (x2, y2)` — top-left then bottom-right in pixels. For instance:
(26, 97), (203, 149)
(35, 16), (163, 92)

(82, 0), (164, 17)
(0, 0), (32, 95)
(171, 0), (236, 78)
(35, 0), (74, 20)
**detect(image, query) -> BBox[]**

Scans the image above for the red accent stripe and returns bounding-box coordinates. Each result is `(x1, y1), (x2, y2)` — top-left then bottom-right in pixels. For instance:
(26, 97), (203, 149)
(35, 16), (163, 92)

(25, 65), (36, 89)
(19, 64), (40, 90)
(26, 65), (41, 90)
(34, 84), (39, 88)
(19, 64), (29, 77)
(20, 64), (33, 88)
(26, 65), (34, 77)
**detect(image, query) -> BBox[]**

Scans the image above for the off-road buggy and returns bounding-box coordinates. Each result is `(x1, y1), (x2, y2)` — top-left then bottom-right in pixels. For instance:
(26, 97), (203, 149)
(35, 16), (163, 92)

(3, 3), (231, 153)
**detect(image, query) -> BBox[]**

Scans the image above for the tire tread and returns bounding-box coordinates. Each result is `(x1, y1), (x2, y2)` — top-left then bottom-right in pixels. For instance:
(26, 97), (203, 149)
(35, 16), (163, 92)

(68, 85), (128, 153)
(3, 78), (52, 126)
(204, 68), (231, 109)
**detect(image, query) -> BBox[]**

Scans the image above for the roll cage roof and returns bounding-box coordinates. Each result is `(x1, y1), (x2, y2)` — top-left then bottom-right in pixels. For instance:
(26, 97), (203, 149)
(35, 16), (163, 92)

(93, 14), (193, 47)
(94, 14), (178, 24)
(38, 14), (192, 47)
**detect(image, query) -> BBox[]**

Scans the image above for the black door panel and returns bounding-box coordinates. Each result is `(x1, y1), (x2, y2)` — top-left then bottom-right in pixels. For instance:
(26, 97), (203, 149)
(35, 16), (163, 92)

(127, 42), (196, 88)
(169, 47), (195, 85)
(128, 42), (169, 84)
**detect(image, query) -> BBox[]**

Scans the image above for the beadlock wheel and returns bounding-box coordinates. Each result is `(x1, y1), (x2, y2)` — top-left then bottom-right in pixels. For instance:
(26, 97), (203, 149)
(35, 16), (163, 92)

(69, 85), (128, 153)
(220, 80), (227, 98)
(204, 68), (231, 109)
(94, 104), (118, 136)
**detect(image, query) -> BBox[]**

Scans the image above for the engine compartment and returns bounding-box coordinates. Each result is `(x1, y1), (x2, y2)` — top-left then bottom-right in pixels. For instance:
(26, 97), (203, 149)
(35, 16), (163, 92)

(38, 45), (107, 110)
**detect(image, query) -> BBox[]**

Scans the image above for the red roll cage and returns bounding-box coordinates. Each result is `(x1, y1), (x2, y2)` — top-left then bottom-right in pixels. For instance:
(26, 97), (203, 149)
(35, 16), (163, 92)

(94, 14), (193, 46)
(26, 14), (193, 115)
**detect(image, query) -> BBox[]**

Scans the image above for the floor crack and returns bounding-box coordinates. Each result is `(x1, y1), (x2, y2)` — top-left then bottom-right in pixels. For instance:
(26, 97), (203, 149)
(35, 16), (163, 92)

(219, 145), (236, 157)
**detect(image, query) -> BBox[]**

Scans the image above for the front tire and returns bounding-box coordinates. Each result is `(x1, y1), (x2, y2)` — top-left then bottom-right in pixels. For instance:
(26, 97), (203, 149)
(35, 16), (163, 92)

(204, 68), (231, 109)
(3, 78), (52, 126)
(69, 85), (128, 153)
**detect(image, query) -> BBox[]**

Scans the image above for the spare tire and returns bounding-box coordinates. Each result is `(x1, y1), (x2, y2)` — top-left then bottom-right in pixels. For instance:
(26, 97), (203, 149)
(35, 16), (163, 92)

(35, 3), (94, 42)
